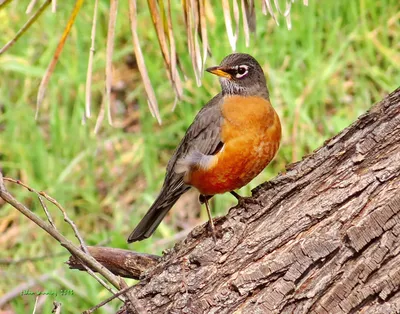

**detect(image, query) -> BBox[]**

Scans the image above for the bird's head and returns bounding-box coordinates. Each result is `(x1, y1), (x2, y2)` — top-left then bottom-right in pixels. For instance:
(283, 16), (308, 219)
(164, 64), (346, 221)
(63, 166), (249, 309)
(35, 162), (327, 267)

(206, 53), (269, 99)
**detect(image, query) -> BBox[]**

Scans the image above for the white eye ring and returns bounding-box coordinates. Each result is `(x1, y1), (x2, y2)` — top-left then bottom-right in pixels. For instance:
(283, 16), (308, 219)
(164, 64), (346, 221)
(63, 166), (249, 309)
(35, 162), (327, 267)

(235, 65), (249, 78)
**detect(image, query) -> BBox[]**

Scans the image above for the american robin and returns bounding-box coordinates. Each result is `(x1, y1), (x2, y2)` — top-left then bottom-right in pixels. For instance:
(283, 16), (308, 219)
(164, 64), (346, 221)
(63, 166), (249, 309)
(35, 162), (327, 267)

(128, 53), (281, 243)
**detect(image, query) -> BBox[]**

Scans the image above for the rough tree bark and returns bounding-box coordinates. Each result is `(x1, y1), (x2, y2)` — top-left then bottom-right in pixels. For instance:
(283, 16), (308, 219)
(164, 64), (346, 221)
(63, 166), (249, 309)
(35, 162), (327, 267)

(123, 87), (400, 314)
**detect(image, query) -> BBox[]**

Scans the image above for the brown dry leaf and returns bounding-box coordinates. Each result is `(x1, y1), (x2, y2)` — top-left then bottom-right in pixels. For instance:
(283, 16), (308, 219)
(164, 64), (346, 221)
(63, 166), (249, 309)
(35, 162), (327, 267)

(222, 0), (237, 51)
(165, 0), (183, 103)
(128, 0), (162, 124)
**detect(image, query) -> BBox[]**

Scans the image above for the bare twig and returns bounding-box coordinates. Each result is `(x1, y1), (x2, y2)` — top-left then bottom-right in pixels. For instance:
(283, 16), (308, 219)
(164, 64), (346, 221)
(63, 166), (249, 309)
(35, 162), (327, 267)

(3, 177), (89, 253)
(1, 177), (123, 301)
(39, 191), (89, 254)
(0, 173), (143, 312)
(38, 195), (56, 229)
(0, 173), (124, 292)
(83, 283), (135, 314)
(68, 246), (160, 279)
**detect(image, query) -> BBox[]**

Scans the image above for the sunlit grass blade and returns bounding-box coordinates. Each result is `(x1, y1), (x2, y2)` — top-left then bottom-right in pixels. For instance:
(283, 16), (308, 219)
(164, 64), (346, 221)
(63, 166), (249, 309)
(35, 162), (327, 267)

(128, 0), (161, 124)
(222, 0), (237, 51)
(84, 0), (99, 120)
(36, 0), (84, 120)
(0, 0), (51, 55)
(105, 0), (119, 126)
(51, 0), (56, 13)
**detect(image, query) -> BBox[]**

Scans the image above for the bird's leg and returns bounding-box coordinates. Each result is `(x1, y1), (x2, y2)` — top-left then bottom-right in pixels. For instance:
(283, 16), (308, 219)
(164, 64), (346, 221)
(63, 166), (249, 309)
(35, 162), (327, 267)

(230, 191), (262, 208)
(201, 195), (216, 242)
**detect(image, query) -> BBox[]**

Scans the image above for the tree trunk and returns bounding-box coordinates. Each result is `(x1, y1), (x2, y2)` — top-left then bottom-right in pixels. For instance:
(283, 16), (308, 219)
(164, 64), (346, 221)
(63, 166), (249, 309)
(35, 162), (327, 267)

(128, 87), (400, 314)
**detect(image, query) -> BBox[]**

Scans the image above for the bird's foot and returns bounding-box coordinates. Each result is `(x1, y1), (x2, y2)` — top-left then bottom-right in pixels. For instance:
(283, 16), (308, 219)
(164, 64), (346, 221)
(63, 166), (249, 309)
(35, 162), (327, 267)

(201, 194), (217, 242)
(207, 220), (217, 242)
(230, 191), (263, 209)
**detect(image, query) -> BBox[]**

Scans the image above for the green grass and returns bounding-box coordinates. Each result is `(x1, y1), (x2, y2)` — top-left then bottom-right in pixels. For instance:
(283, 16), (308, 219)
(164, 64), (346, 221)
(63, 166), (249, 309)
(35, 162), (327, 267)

(1, 0), (399, 312)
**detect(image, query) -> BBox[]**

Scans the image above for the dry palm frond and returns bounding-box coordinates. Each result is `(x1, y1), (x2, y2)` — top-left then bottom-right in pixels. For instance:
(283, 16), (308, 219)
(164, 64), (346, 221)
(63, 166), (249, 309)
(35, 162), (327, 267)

(128, 0), (162, 124)
(2, 0), (306, 125)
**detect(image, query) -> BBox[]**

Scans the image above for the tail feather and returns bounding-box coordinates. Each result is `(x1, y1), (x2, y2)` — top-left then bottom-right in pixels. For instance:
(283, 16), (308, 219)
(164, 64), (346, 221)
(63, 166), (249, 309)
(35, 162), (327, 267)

(127, 186), (188, 243)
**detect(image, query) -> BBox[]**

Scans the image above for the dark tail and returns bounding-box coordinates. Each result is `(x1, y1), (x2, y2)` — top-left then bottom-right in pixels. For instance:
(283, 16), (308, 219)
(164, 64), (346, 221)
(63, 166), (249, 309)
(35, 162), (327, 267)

(127, 186), (189, 243)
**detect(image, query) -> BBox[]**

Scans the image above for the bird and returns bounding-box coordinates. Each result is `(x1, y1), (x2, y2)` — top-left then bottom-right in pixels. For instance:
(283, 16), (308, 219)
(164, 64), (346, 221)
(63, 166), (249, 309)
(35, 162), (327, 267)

(128, 53), (281, 243)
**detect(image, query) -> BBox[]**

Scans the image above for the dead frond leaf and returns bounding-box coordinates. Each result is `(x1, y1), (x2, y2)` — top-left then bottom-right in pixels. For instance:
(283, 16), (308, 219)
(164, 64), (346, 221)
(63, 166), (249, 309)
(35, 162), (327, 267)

(128, 0), (162, 124)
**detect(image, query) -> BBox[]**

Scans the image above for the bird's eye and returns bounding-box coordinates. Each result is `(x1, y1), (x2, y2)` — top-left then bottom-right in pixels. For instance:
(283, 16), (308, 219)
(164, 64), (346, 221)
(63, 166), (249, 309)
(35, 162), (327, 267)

(235, 65), (249, 78)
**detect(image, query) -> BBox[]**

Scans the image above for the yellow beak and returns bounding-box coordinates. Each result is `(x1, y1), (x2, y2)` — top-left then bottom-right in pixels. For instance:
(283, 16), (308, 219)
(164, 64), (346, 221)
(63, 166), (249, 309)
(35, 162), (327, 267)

(206, 66), (232, 79)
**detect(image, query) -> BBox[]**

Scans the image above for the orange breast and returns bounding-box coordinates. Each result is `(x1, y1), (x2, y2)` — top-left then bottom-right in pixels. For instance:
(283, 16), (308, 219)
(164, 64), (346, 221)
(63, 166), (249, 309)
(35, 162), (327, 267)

(188, 96), (281, 195)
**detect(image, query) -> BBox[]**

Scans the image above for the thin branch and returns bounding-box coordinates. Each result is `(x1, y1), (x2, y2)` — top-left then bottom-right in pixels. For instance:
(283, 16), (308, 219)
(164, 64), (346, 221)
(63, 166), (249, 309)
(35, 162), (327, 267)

(0, 173), (123, 291)
(83, 284), (135, 314)
(0, 174), (143, 312)
(68, 246), (160, 279)
(38, 195), (56, 229)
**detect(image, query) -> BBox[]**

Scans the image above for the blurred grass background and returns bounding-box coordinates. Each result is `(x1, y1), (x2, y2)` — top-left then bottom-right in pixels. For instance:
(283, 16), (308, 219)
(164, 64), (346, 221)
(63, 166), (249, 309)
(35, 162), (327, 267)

(0, 0), (399, 312)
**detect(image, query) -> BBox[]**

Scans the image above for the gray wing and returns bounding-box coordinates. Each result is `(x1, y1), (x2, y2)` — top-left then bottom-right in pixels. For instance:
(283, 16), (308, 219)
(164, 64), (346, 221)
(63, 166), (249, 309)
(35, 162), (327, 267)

(166, 93), (224, 177)
(127, 93), (224, 242)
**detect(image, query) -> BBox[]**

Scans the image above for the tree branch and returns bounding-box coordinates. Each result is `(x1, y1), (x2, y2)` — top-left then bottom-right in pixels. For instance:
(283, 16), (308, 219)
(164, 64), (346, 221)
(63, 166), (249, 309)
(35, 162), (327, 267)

(67, 246), (160, 280)
(121, 87), (400, 313)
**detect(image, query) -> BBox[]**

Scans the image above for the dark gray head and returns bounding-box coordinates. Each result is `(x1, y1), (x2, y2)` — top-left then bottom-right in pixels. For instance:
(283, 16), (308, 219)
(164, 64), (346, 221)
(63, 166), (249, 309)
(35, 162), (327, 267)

(206, 53), (269, 99)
